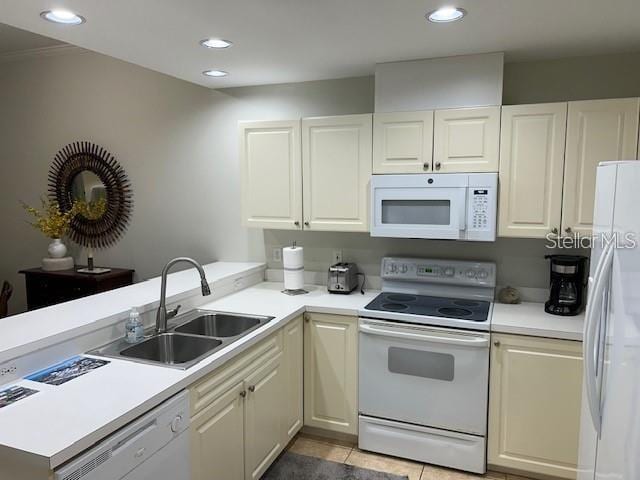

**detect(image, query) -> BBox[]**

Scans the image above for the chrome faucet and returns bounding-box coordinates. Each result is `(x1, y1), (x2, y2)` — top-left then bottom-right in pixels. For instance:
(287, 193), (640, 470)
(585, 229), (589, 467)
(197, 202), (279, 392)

(156, 257), (211, 334)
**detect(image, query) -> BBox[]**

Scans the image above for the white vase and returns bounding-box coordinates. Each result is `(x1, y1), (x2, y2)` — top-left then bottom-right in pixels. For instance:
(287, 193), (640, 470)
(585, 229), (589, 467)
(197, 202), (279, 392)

(48, 238), (67, 259)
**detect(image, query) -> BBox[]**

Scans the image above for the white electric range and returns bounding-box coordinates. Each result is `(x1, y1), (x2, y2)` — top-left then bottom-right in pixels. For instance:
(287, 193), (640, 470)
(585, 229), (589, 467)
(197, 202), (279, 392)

(357, 257), (496, 474)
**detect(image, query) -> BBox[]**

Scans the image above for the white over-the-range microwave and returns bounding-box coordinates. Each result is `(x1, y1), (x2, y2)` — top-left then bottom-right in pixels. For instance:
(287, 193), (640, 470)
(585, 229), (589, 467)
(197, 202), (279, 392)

(370, 173), (498, 241)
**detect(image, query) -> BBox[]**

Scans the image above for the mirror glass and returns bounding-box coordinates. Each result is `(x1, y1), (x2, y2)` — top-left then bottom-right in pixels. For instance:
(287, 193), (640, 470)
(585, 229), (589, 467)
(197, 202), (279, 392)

(70, 171), (108, 220)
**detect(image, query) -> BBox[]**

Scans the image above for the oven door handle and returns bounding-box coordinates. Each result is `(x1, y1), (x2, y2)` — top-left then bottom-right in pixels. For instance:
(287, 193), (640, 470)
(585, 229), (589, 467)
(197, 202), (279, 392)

(359, 324), (489, 348)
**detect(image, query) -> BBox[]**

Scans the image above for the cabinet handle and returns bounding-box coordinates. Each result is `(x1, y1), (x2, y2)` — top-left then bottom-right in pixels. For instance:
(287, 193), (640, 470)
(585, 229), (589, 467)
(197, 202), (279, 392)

(565, 227), (572, 234)
(435, 162), (442, 170)
(304, 221), (310, 227)
(493, 341), (500, 347)
(248, 385), (256, 393)
(423, 162), (430, 170)
(551, 227), (559, 235)
(294, 221), (300, 227)
(240, 390), (246, 398)
(304, 313), (310, 322)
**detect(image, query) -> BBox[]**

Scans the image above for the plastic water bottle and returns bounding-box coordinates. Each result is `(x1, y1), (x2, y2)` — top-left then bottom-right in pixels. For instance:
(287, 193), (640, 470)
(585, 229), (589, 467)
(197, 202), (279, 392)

(125, 307), (144, 343)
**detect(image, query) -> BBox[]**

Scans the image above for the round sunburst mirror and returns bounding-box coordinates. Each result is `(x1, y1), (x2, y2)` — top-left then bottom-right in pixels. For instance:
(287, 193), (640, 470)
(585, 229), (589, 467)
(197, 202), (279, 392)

(48, 141), (133, 249)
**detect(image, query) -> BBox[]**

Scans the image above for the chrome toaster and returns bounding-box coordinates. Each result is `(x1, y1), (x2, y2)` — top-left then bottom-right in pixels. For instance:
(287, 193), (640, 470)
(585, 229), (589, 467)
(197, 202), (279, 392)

(328, 262), (359, 294)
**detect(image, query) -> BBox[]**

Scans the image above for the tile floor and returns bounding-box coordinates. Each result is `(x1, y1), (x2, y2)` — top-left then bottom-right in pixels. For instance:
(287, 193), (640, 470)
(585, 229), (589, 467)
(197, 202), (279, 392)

(287, 434), (534, 480)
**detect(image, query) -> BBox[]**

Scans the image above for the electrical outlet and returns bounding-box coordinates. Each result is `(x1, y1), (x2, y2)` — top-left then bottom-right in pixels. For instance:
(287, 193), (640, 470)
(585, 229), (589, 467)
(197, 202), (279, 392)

(332, 249), (343, 264)
(273, 247), (282, 262)
(0, 365), (17, 377)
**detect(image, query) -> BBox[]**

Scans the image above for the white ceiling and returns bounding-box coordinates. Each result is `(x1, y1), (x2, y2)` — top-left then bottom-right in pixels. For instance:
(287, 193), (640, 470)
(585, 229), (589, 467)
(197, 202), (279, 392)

(1, 0), (639, 88)
(0, 22), (63, 55)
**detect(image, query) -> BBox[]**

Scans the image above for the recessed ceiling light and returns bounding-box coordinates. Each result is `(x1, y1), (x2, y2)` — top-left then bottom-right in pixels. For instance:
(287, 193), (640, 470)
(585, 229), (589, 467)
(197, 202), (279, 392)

(200, 38), (233, 49)
(40, 9), (85, 25)
(426, 6), (466, 23)
(203, 70), (228, 77)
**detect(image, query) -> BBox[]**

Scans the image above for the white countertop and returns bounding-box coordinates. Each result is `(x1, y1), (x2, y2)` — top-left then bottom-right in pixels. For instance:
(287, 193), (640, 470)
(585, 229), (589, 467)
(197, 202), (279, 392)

(0, 261), (266, 363)
(491, 301), (584, 341)
(0, 281), (581, 471)
(0, 282), (377, 470)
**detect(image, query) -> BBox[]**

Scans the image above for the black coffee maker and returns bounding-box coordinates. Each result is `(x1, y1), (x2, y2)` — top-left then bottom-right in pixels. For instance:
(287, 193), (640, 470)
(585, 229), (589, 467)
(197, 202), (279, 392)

(544, 255), (589, 316)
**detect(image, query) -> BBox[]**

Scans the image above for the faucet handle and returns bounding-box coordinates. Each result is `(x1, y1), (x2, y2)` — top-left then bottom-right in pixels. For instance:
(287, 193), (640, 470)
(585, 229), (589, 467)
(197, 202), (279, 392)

(167, 304), (182, 319)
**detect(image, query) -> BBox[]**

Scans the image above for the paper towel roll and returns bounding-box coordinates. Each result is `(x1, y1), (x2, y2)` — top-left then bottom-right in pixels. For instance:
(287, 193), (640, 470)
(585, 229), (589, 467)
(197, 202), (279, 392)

(283, 245), (304, 291)
(284, 269), (305, 290)
(283, 246), (304, 269)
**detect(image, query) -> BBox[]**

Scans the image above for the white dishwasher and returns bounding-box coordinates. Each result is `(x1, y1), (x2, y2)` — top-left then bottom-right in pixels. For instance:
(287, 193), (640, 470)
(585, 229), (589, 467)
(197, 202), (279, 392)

(55, 390), (190, 480)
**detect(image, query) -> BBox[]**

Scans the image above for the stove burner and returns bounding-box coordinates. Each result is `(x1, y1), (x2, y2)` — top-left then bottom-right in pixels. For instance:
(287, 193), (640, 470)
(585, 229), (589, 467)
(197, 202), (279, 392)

(385, 294), (417, 303)
(438, 307), (473, 317)
(382, 303), (409, 312)
(453, 300), (481, 307)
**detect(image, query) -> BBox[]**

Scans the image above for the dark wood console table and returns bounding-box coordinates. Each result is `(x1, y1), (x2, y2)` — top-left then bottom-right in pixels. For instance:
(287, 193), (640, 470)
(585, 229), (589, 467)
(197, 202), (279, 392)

(19, 267), (135, 311)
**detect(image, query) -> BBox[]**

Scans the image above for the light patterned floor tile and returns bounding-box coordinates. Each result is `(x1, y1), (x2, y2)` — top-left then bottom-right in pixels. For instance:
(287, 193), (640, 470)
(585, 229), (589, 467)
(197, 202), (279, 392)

(298, 432), (357, 449)
(288, 436), (352, 463)
(346, 449), (423, 480)
(485, 471), (506, 479)
(420, 464), (486, 479)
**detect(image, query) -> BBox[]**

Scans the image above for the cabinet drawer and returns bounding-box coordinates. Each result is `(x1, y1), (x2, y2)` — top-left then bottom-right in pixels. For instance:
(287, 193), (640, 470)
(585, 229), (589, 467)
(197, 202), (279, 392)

(191, 331), (282, 415)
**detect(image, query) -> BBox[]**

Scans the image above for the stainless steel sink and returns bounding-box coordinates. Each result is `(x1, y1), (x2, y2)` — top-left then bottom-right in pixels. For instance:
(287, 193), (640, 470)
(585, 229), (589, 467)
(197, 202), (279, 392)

(89, 309), (274, 370)
(173, 311), (269, 338)
(119, 333), (222, 366)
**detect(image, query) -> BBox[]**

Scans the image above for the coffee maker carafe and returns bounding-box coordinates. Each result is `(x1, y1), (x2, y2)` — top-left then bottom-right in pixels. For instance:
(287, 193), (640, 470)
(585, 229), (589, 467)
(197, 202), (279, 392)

(544, 255), (588, 316)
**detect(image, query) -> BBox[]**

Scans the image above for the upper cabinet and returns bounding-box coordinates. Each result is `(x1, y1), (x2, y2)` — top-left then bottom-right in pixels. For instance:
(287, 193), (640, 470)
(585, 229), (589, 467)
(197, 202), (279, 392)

(302, 114), (372, 232)
(499, 103), (567, 238)
(433, 106), (501, 173)
(562, 98), (640, 236)
(240, 120), (302, 230)
(373, 111), (434, 173)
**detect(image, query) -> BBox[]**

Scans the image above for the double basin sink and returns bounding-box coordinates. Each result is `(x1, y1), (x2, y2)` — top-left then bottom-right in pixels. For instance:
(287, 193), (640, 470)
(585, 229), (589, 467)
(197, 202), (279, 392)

(91, 310), (274, 369)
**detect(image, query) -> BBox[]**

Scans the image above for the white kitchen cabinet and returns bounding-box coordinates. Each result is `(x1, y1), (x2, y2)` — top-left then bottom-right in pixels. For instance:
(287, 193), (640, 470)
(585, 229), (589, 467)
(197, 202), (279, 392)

(498, 103), (568, 238)
(433, 106), (501, 172)
(304, 313), (358, 435)
(488, 334), (583, 480)
(302, 114), (372, 232)
(189, 322), (302, 480)
(191, 382), (245, 480)
(244, 353), (284, 480)
(562, 98), (640, 236)
(282, 316), (303, 442)
(239, 120), (303, 230)
(373, 111), (434, 173)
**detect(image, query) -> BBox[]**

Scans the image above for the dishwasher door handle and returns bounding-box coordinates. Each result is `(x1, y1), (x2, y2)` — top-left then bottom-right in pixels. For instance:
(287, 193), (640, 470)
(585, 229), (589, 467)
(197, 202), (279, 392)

(359, 324), (489, 348)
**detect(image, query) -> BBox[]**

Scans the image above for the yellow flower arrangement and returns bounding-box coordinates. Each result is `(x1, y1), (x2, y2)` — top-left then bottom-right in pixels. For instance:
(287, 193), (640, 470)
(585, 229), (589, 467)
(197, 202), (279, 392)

(74, 197), (107, 221)
(22, 198), (78, 239)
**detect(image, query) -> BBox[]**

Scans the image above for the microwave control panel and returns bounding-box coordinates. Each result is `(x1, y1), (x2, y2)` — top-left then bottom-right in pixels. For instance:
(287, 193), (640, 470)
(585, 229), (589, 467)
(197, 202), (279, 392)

(470, 189), (489, 230)
(465, 185), (497, 241)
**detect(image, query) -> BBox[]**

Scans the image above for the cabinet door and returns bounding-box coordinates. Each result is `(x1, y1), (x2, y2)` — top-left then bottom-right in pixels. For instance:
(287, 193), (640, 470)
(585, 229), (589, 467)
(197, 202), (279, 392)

(433, 106), (500, 172)
(244, 353), (285, 480)
(191, 382), (245, 480)
(282, 316), (303, 443)
(488, 334), (583, 479)
(304, 313), (358, 435)
(302, 114), (372, 232)
(562, 98), (640, 236)
(373, 111), (434, 173)
(240, 120), (302, 230)
(498, 103), (567, 238)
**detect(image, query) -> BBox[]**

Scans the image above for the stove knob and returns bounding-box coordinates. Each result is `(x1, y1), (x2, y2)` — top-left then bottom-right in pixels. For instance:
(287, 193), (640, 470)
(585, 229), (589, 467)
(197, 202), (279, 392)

(444, 267), (455, 277)
(400, 264), (408, 274)
(465, 269), (476, 278)
(477, 270), (488, 280)
(390, 264), (398, 273)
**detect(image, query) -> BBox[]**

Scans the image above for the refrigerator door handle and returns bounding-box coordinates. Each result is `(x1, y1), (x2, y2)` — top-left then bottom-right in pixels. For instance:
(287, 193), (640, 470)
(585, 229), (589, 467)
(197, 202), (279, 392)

(583, 241), (614, 436)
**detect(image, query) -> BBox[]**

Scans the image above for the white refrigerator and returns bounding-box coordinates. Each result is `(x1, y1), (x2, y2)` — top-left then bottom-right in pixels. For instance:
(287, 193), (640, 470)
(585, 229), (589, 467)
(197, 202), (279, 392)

(578, 161), (640, 480)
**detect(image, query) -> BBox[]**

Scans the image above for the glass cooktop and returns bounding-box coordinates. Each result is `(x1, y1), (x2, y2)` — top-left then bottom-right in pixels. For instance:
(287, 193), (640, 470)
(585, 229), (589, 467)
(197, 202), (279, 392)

(364, 292), (490, 322)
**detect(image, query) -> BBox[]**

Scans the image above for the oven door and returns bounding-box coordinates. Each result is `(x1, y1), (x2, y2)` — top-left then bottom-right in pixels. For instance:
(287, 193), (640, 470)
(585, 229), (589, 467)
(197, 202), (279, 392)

(358, 318), (489, 435)
(371, 185), (467, 239)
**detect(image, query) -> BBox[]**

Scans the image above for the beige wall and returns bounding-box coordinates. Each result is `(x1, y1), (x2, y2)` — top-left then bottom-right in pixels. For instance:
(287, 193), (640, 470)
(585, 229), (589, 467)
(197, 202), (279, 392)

(503, 51), (640, 104)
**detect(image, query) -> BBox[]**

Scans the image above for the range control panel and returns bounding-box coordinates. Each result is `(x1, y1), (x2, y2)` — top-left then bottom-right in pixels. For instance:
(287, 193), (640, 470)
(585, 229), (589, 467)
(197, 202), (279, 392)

(381, 257), (496, 287)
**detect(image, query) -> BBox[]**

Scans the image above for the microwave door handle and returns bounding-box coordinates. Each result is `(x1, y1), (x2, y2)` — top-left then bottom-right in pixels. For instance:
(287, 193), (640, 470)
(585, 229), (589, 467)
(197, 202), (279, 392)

(359, 324), (489, 348)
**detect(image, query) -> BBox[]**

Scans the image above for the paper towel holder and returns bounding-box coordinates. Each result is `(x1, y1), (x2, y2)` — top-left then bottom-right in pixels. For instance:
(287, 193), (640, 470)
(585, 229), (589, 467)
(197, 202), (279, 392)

(282, 241), (308, 296)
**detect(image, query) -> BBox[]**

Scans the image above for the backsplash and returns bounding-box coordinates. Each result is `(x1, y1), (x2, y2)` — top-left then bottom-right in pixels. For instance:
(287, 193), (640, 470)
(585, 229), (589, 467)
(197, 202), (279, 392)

(264, 230), (589, 296)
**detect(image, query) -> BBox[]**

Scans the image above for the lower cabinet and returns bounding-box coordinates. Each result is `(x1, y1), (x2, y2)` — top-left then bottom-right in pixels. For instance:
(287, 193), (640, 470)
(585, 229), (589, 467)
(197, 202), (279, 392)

(190, 316), (303, 480)
(488, 333), (583, 480)
(304, 312), (358, 435)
